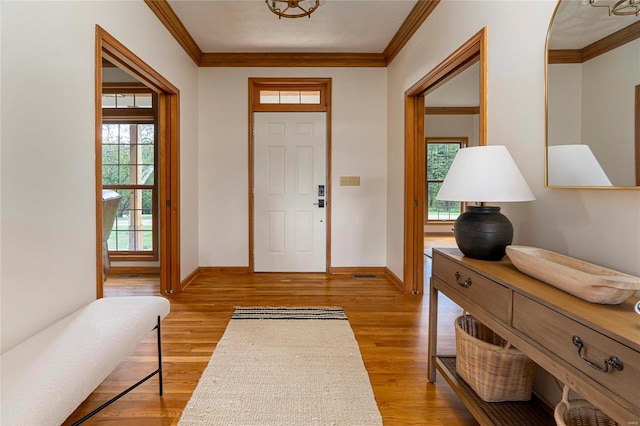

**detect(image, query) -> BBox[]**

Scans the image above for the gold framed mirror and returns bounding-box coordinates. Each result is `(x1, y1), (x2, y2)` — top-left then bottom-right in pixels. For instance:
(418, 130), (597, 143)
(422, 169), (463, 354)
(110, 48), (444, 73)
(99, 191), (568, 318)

(546, 0), (640, 188)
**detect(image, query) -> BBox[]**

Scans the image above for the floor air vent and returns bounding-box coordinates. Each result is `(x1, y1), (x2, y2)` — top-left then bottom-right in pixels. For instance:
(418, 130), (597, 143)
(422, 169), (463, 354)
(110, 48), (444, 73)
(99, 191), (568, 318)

(116, 274), (140, 278)
(353, 274), (377, 279)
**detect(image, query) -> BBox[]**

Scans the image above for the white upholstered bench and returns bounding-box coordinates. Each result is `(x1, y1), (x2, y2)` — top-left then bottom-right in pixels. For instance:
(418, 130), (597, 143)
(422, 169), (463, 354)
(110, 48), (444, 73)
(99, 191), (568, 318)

(0, 296), (170, 426)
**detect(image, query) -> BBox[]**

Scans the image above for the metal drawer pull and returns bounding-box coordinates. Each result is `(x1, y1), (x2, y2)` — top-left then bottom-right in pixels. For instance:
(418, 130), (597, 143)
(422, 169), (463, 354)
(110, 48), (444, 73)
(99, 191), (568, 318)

(454, 271), (472, 288)
(572, 335), (624, 372)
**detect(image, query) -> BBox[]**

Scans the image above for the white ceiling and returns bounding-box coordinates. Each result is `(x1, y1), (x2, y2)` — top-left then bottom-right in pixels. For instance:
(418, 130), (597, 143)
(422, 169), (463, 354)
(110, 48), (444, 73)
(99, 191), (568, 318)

(167, 0), (419, 53)
(550, 0), (639, 49)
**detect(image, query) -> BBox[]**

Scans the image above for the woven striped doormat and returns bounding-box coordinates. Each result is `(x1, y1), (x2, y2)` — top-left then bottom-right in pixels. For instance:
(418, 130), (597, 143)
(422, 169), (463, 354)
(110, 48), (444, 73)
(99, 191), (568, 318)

(231, 306), (348, 320)
(178, 306), (382, 425)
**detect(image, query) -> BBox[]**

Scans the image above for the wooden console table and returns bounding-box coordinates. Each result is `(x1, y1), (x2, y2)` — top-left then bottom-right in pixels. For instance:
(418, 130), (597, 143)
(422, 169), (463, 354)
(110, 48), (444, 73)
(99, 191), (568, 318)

(428, 248), (640, 425)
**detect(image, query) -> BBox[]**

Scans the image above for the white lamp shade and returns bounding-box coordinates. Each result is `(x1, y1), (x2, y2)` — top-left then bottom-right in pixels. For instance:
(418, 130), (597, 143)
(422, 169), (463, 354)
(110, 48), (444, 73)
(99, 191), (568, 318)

(436, 145), (536, 202)
(547, 145), (612, 186)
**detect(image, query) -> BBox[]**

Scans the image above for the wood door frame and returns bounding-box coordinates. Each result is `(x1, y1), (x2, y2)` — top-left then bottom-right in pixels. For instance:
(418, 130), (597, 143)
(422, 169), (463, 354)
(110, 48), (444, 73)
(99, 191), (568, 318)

(95, 25), (181, 297)
(248, 78), (332, 273)
(403, 28), (487, 294)
(636, 85), (640, 186)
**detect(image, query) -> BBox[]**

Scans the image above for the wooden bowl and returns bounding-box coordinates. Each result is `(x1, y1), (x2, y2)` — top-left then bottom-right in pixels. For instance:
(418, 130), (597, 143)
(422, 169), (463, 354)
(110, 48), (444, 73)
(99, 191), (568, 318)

(506, 245), (640, 304)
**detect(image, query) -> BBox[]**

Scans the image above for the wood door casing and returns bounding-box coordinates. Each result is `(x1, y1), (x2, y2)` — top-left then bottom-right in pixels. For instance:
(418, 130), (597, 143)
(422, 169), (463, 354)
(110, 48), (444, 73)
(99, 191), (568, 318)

(248, 78), (332, 273)
(95, 25), (181, 296)
(403, 28), (487, 294)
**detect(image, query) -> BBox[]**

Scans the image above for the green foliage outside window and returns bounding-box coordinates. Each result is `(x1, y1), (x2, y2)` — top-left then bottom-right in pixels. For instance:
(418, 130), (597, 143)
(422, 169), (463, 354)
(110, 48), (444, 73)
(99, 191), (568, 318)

(427, 142), (462, 221)
(102, 124), (154, 214)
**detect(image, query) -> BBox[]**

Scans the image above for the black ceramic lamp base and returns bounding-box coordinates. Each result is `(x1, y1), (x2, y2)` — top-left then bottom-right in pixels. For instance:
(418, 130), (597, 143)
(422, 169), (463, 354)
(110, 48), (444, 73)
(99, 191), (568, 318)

(453, 206), (513, 261)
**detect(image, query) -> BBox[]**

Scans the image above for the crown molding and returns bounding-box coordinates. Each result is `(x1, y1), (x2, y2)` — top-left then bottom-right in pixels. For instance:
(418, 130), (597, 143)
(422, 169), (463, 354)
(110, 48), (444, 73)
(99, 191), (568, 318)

(146, 0), (438, 67)
(144, 0), (202, 65)
(548, 49), (583, 64)
(199, 52), (386, 67)
(582, 20), (640, 62)
(549, 20), (640, 64)
(383, 0), (440, 65)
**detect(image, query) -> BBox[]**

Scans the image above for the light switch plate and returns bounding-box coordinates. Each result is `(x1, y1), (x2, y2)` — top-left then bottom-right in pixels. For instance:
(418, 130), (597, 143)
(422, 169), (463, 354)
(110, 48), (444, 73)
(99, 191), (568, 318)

(340, 176), (361, 186)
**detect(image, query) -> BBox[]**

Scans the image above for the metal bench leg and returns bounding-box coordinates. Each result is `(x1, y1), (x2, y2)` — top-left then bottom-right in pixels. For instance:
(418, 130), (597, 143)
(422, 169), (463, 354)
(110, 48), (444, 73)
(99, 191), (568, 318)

(71, 316), (164, 425)
(157, 314), (163, 396)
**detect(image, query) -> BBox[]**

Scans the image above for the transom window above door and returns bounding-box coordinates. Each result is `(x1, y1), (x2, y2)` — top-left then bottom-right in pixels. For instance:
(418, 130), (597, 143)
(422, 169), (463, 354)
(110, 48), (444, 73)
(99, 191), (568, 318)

(102, 92), (152, 108)
(259, 90), (321, 105)
(251, 80), (329, 112)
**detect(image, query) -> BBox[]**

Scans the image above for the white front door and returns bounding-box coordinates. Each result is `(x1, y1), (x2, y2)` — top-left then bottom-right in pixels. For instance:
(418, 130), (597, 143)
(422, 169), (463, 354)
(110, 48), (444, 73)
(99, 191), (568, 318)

(254, 112), (327, 272)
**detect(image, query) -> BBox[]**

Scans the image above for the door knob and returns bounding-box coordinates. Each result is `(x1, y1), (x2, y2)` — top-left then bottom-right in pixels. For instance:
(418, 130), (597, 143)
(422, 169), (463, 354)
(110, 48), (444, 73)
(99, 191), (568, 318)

(313, 199), (325, 208)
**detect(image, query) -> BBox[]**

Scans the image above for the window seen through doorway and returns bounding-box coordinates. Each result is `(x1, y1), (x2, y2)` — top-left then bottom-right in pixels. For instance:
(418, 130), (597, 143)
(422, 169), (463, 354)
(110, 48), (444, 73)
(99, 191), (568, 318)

(426, 138), (466, 222)
(102, 88), (158, 259)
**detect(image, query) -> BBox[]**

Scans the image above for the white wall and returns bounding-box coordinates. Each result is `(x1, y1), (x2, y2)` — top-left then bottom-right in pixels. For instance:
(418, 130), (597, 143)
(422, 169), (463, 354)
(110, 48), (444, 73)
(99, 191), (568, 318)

(582, 40), (638, 186)
(548, 63), (582, 147)
(0, 1), (3, 331)
(425, 115), (479, 147)
(198, 68), (387, 268)
(0, 0), (200, 352)
(387, 1), (640, 282)
(425, 62), (479, 107)
(549, 40), (639, 186)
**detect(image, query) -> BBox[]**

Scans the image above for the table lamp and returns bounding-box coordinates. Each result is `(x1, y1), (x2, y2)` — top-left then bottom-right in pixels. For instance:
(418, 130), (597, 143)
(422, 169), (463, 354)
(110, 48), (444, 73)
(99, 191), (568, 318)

(547, 144), (612, 186)
(436, 145), (536, 261)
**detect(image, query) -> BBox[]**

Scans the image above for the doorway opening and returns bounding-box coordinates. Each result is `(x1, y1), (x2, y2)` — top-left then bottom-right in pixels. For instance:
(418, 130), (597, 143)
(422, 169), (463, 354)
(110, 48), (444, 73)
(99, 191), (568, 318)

(95, 26), (181, 297)
(248, 78), (332, 273)
(403, 28), (487, 294)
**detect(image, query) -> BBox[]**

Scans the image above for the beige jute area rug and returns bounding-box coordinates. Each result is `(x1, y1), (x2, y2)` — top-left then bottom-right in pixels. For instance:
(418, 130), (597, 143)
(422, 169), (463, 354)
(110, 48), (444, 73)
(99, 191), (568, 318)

(178, 307), (383, 426)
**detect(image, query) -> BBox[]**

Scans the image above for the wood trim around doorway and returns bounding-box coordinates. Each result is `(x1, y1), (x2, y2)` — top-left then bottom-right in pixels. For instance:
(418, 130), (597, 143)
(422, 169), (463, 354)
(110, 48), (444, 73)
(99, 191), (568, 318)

(636, 85), (640, 186)
(248, 78), (332, 273)
(95, 25), (181, 297)
(403, 28), (487, 294)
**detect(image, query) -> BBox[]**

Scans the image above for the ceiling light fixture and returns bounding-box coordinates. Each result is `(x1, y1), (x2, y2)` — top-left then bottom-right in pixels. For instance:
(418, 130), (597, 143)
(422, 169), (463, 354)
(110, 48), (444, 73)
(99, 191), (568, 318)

(583, 0), (640, 16)
(266, 0), (321, 19)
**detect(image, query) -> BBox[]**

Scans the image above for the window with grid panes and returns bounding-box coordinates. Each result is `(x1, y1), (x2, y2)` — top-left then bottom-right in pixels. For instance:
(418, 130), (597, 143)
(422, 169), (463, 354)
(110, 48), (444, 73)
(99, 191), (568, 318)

(426, 138), (466, 223)
(102, 89), (158, 259)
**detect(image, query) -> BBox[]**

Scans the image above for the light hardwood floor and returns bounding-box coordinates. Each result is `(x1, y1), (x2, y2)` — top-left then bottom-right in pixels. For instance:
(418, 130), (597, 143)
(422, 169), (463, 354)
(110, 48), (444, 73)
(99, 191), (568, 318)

(64, 259), (476, 425)
(424, 234), (458, 253)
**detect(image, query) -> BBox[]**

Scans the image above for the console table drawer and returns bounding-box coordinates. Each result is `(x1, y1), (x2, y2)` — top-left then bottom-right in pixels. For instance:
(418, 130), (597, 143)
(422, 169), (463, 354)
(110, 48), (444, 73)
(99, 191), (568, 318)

(433, 254), (510, 323)
(512, 293), (639, 408)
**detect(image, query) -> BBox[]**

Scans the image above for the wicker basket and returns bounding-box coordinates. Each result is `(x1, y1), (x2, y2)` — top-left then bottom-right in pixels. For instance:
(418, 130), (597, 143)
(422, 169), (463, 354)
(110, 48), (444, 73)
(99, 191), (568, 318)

(455, 314), (535, 402)
(554, 385), (618, 426)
